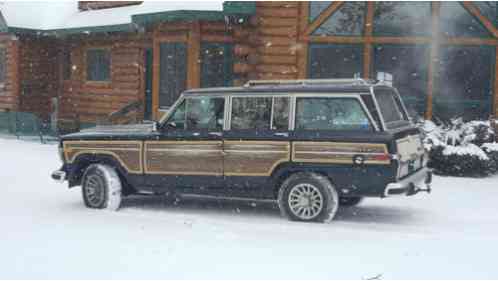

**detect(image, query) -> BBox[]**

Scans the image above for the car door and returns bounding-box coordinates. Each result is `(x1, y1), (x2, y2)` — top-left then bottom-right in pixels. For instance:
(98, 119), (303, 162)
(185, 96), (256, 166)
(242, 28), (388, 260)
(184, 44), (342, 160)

(223, 95), (291, 197)
(144, 96), (226, 190)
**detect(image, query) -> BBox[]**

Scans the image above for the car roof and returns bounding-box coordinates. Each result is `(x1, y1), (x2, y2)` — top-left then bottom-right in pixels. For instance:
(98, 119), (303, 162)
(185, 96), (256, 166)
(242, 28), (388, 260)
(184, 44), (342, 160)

(183, 79), (394, 96)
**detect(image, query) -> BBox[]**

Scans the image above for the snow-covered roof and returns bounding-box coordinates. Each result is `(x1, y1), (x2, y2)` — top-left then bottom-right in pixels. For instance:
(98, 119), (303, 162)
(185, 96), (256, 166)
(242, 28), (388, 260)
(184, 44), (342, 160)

(0, 1), (251, 34)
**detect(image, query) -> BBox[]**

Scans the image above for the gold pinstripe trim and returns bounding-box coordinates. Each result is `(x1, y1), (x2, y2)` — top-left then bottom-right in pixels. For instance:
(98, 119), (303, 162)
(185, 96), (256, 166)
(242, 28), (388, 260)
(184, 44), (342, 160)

(63, 141), (143, 174)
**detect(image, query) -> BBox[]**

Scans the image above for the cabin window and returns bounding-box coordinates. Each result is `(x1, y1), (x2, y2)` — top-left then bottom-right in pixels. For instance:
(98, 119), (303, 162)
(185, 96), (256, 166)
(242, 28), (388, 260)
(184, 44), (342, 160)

(201, 43), (233, 88)
(231, 97), (272, 130)
(309, 44), (363, 78)
(373, 2), (431, 37)
(159, 42), (187, 108)
(439, 2), (492, 38)
(435, 46), (494, 120)
(63, 49), (72, 80)
(311, 2), (366, 36)
(295, 98), (372, 131)
(0, 47), (6, 84)
(86, 49), (110, 82)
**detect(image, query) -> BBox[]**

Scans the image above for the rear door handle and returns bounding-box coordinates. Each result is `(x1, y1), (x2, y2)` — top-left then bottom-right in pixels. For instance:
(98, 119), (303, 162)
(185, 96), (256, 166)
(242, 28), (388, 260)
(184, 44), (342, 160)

(208, 132), (222, 137)
(274, 132), (289, 137)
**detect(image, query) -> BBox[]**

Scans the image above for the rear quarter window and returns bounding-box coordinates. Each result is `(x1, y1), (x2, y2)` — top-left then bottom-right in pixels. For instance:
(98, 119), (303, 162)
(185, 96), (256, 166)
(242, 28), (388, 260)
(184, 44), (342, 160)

(295, 97), (373, 131)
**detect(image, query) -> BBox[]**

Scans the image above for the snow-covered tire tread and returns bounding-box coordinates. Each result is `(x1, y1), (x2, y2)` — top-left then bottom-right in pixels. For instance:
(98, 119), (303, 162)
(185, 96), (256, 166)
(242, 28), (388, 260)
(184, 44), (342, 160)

(82, 164), (122, 211)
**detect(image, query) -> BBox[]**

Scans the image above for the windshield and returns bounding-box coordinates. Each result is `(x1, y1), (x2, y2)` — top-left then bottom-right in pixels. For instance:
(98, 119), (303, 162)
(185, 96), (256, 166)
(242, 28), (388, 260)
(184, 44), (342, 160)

(374, 88), (410, 129)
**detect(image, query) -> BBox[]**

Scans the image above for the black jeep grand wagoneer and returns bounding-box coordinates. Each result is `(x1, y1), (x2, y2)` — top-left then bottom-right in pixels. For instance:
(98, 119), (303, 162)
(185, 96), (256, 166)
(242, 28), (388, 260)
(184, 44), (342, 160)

(52, 79), (431, 223)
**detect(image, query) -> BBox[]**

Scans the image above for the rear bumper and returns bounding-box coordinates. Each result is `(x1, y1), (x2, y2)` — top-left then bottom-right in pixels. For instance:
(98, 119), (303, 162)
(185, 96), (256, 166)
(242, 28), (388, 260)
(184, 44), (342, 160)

(384, 167), (432, 197)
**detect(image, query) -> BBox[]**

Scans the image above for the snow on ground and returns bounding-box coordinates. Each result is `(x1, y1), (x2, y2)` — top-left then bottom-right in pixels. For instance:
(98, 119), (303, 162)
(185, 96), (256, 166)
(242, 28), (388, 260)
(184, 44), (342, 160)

(1, 137), (498, 279)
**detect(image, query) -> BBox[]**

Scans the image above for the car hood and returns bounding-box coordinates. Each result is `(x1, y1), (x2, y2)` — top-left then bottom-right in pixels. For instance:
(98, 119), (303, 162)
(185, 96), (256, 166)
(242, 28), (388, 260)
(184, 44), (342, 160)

(61, 123), (156, 140)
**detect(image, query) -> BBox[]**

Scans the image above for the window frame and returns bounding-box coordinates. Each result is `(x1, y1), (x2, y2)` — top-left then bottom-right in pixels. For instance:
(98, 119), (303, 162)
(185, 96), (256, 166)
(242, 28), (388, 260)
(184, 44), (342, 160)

(0, 46), (6, 86)
(85, 47), (111, 83)
(62, 48), (72, 81)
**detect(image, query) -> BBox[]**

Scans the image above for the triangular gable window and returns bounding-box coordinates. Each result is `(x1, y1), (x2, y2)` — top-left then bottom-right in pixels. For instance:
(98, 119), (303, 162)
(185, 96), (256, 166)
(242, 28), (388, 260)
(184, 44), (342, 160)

(312, 2), (366, 36)
(373, 2), (431, 37)
(439, 2), (492, 38)
(309, 1), (332, 23)
(474, 2), (497, 28)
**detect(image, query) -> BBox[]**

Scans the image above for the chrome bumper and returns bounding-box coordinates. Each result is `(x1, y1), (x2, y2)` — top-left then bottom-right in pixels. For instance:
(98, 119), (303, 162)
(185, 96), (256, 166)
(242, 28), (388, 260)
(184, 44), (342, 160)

(51, 170), (67, 183)
(384, 167), (432, 197)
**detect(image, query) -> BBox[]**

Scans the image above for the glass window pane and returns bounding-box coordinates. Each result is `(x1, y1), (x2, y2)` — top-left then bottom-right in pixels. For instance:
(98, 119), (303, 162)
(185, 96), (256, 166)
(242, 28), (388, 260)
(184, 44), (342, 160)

(439, 2), (492, 38)
(309, 1), (332, 22)
(186, 97), (225, 130)
(436, 46), (494, 121)
(374, 89), (405, 124)
(86, 49), (110, 81)
(309, 44), (362, 78)
(312, 2), (366, 36)
(231, 97), (272, 130)
(201, 43), (233, 88)
(373, 45), (429, 118)
(272, 97), (289, 130)
(159, 43), (187, 108)
(373, 2), (431, 36)
(295, 98), (372, 131)
(166, 100), (186, 129)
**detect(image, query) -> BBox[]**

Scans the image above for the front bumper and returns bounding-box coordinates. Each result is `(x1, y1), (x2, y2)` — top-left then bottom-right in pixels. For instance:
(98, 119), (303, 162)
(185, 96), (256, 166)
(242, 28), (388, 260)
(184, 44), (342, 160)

(384, 167), (432, 197)
(51, 170), (67, 183)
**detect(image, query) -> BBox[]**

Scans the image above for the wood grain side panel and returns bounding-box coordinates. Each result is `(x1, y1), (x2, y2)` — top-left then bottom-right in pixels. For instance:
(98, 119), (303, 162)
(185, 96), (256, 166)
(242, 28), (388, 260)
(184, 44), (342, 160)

(224, 141), (290, 176)
(292, 142), (390, 165)
(145, 141), (223, 175)
(63, 141), (143, 173)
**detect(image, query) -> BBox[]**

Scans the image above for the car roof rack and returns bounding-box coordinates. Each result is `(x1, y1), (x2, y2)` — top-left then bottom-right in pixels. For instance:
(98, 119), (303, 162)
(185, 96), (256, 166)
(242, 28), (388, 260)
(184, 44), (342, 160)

(243, 78), (373, 88)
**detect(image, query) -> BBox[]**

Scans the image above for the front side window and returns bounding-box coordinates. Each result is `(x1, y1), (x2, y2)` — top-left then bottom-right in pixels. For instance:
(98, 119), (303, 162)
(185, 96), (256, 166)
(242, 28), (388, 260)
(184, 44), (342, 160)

(231, 97), (272, 130)
(86, 49), (110, 82)
(295, 98), (372, 131)
(166, 97), (225, 130)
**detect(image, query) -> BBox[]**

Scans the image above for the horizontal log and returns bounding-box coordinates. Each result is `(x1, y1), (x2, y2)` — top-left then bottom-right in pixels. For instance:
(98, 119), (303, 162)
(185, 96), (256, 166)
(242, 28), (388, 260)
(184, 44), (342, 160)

(252, 17), (298, 28)
(255, 36), (297, 47)
(256, 72), (297, 80)
(200, 34), (233, 43)
(256, 7), (299, 18)
(258, 26), (298, 37)
(201, 22), (229, 32)
(256, 46), (298, 56)
(233, 62), (253, 74)
(257, 54), (297, 65)
(255, 64), (298, 74)
(234, 44), (254, 56)
(256, 2), (298, 8)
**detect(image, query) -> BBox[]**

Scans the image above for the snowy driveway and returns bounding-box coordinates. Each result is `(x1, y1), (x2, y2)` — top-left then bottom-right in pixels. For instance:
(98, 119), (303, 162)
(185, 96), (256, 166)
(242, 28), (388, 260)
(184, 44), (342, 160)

(1, 138), (497, 279)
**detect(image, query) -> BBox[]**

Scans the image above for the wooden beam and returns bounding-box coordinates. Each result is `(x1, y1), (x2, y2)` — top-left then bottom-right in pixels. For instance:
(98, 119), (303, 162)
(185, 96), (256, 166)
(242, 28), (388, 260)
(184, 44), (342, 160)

(151, 31), (160, 120)
(187, 21), (200, 89)
(462, 2), (498, 38)
(11, 38), (20, 111)
(305, 1), (343, 35)
(297, 1), (309, 79)
(494, 46), (498, 119)
(426, 2), (440, 120)
(363, 2), (374, 79)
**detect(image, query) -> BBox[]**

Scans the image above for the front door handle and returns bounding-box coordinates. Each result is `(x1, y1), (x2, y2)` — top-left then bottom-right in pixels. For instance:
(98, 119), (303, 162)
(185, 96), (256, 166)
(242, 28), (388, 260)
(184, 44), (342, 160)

(274, 132), (289, 137)
(208, 132), (222, 137)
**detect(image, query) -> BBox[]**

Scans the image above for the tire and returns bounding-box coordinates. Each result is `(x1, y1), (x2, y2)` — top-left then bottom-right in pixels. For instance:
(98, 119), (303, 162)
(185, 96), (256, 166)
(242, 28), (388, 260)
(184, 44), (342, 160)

(278, 172), (339, 223)
(339, 196), (363, 207)
(82, 164), (122, 211)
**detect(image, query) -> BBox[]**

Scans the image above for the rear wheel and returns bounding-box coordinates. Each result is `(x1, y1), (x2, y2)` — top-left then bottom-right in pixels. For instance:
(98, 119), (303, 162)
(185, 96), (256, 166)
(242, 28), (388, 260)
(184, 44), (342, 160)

(82, 164), (122, 211)
(278, 173), (339, 223)
(339, 196), (363, 207)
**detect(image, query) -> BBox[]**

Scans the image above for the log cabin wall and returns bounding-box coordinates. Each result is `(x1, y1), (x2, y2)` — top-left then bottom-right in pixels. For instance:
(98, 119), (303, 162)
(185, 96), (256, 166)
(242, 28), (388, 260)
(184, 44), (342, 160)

(0, 34), (20, 112)
(59, 34), (151, 125)
(18, 35), (59, 120)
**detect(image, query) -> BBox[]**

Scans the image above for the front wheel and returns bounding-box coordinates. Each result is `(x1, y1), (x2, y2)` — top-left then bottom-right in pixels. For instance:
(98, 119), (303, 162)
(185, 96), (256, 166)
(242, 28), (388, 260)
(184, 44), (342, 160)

(278, 173), (339, 223)
(82, 164), (122, 211)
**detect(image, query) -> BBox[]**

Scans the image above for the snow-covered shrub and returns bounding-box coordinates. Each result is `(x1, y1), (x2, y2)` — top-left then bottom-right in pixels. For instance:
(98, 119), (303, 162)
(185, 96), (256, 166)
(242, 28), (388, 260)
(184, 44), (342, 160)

(423, 118), (497, 177)
(428, 144), (491, 177)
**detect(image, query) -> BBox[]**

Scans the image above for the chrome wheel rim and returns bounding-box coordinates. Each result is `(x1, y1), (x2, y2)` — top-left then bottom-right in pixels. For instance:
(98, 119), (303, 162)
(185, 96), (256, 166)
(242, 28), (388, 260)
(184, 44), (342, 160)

(288, 183), (324, 220)
(84, 174), (105, 207)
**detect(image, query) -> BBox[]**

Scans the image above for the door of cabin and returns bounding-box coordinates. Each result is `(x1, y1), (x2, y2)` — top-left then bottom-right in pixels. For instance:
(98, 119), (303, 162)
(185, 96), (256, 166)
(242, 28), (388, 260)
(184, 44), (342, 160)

(144, 48), (153, 120)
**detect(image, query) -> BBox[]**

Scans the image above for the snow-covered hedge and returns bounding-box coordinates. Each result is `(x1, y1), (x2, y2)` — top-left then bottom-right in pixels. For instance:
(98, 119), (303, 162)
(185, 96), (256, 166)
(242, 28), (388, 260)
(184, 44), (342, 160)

(421, 118), (498, 177)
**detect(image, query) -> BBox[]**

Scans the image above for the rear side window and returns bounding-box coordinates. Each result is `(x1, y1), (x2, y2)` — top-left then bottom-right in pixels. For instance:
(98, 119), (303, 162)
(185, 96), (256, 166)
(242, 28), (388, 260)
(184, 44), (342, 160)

(272, 97), (289, 130)
(231, 97), (272, 130)
(295, 97), (372, 131)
